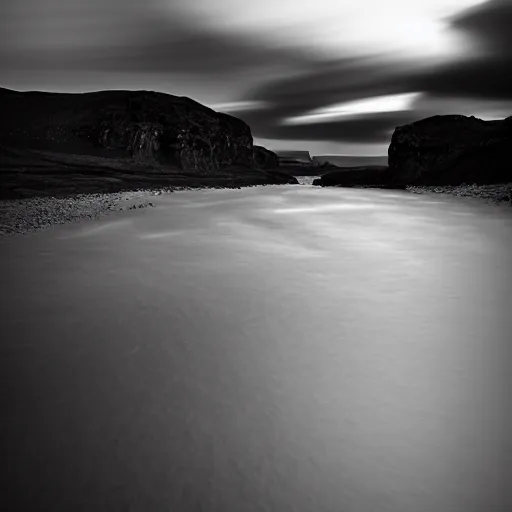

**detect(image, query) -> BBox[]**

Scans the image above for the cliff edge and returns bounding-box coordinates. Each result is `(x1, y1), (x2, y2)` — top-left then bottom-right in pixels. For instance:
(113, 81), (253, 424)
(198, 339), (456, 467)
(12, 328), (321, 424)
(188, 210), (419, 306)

(388, 114), (512, 185)
(0, 87), (296, 198)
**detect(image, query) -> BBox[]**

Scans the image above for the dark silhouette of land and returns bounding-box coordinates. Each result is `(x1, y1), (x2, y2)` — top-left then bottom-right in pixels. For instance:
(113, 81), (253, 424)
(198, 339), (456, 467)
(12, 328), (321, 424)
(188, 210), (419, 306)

(1, 87), (510, 205)
(314, 115), (512, 194)
(0, 87), (296, 199)
(312, 155), (388, 167)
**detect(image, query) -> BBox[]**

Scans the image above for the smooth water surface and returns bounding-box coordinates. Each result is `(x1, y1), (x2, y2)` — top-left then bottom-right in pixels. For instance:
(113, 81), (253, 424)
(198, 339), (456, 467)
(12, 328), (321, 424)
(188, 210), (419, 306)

(2, 185), (511, 511)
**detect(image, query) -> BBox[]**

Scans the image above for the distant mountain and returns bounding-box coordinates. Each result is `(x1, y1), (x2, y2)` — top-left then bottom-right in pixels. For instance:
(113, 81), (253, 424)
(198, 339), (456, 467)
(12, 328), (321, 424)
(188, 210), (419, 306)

(275, 150), (313, 163)
(312, 155), (388, 167)
(271, 149), (322, 176)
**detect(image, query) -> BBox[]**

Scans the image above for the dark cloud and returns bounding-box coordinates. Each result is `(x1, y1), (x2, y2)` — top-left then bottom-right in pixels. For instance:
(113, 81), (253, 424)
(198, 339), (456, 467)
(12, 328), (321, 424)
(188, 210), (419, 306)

(245, 57), (421, 112)
(415, 58), (512, 100)
(451, 0), (512, 56)
(231, 53), (432, 144)
(233, 55), (426, 144)
(419, 0), (512, 99)
(237, 109), (420, 144)
(2, 0), (511, 149)
(234, 0), (512, 145)
(0, 0), (312, 75)
(99, 31), (311, 75)
(3, 29), (311, 76)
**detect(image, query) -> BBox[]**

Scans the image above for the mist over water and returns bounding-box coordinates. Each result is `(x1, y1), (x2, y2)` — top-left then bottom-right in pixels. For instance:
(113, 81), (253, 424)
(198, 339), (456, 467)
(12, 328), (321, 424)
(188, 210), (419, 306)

(2, 185), (511, 511)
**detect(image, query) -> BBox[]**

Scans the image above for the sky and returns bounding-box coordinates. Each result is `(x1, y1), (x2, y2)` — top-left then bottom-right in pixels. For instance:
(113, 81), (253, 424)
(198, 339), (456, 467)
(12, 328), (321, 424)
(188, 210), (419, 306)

(2, 0), (512, 156)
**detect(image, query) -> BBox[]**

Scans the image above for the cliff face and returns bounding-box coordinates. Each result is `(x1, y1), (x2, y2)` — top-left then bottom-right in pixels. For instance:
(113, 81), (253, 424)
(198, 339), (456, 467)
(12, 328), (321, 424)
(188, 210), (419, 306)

(253, 145), (279, 169)
(388, 114), (512, 185)
(0, 88), (297, 198)
(0, 88), (255, 173)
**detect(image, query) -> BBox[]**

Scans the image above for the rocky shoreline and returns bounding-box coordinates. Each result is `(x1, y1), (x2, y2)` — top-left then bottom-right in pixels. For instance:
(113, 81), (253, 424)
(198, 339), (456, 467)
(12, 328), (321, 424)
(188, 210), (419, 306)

(405, 183), (512, 206)
(0, 184), (261, 239)
(2, 181), (511, 240)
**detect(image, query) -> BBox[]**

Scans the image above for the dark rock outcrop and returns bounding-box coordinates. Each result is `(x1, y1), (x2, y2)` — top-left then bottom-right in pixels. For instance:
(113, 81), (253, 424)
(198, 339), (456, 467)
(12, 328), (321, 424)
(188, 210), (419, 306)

(0, 87), (295, 197)
(312, 166), (405, 189)
(253, 145), (279, 169)
(262, 169), (299, 185)
(0, 87), (255, 171)
(388, 114), (512, 185)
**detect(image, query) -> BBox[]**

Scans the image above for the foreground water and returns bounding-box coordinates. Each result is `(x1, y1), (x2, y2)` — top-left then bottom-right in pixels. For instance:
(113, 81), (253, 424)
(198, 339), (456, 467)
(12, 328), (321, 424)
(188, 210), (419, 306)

(2, 185), (511, 511)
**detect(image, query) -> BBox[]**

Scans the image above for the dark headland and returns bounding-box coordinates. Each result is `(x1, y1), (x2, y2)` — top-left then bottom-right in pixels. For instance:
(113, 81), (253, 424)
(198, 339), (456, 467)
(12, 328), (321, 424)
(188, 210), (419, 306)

(0, 87), (297, 200)
(313, 114), (512, 205)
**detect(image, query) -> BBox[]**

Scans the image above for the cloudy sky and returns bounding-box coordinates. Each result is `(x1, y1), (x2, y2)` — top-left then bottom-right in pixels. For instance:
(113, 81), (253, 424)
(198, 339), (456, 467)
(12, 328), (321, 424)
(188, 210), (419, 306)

(2, 0), (512, 155)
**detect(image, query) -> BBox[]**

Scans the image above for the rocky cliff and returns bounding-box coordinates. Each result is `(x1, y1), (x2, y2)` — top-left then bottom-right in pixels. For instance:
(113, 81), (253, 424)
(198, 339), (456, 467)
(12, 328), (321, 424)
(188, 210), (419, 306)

(0, 87), (257, 171)
(388, 114), (512, 185)
(253, 145), (279, 169)
(0, 88), (296, 198)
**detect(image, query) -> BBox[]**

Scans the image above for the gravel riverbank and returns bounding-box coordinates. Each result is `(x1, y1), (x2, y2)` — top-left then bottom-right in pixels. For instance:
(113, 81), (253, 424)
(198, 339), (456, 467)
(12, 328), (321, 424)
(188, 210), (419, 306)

(0, 185), (227, 239)
(2, 182), (511, 239)
(406, 183), (512, 206)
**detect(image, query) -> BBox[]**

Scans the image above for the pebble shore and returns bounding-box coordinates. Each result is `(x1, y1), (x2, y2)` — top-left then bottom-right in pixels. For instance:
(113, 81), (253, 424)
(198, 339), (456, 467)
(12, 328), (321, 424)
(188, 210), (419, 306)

(0, 186), (211, 239)
(406, 183), (512, 206)
(1, 182), (511, 239)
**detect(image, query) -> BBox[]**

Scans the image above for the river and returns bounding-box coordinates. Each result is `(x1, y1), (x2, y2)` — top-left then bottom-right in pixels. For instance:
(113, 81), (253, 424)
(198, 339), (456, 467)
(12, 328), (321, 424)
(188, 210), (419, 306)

(2, 184), (511, 511)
